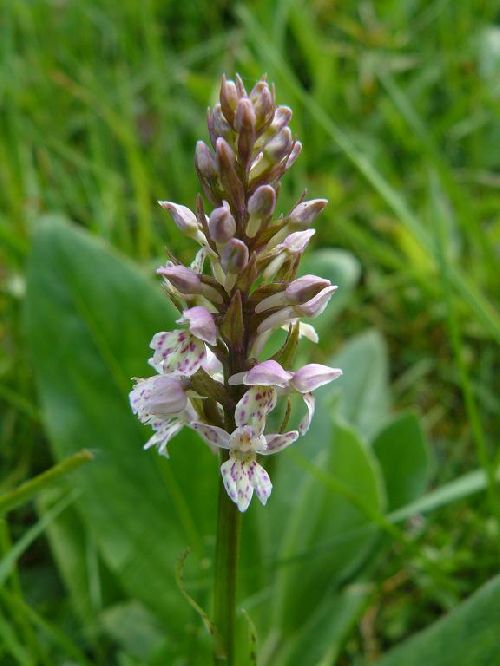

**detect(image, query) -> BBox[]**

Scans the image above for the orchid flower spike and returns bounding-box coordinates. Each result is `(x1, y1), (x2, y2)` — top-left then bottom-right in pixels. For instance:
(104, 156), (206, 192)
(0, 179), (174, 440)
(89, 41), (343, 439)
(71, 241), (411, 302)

(129, 74), (344, 512)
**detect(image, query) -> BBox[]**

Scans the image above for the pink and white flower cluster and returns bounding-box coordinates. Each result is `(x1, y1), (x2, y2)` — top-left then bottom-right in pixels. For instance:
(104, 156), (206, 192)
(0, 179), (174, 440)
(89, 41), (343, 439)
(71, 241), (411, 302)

(130, 74), (342, 511)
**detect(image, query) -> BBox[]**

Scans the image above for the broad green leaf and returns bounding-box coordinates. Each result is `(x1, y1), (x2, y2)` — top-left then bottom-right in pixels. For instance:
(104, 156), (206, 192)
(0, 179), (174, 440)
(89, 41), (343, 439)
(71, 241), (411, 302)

(274, 422), (385, 635)
(373, 413), (431, 510)
(374, 575), (500, 666)
(100, 601), (166, 660)
(25, 217), (218, 650)
(275, 583), (370, 666)
(330, 330), (390, 442)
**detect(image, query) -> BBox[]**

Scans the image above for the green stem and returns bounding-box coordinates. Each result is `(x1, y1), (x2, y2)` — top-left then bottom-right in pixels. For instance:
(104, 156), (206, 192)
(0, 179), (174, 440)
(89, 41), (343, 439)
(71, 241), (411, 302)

(213, 450), (241, 664)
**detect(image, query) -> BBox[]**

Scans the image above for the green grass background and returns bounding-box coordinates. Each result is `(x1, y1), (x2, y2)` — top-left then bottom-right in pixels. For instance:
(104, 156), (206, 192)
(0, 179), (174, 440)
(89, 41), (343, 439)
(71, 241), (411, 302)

(1, 0), (499, 664)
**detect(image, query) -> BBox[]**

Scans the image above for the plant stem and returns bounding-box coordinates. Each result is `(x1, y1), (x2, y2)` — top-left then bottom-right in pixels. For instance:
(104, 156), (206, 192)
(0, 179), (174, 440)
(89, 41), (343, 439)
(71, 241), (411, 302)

(213, 450), (241, 664)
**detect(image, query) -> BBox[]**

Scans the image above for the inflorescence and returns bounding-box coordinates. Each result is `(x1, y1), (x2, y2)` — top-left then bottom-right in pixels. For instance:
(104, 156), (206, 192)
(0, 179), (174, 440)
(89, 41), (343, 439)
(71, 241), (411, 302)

(130, 74), (342, 512)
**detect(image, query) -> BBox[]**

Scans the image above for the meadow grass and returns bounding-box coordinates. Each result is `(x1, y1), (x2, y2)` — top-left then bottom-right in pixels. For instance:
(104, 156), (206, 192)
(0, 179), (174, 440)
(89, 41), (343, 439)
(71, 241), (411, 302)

(0, 0), (499, 663)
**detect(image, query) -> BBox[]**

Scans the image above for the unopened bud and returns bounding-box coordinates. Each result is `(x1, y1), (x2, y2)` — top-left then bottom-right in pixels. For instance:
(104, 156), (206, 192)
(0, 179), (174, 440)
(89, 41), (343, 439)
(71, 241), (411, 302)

(209, 206), (236, 243)
(195, 141), (217, 179)
(216, 137), (245, 211)
(255, 274), (330, 313)
(270, 105), (292, 132)
(158, 202), (199, 235)
(144, 375), (187, 417)
(248, 184), (276, 218)
(208, 104), (232, 147)
(286, 275), (331, 304)
(265, 127), (292, 161)
(291, 364), (342, 393)
(246, 185), (276, 238)
(220, 75), (239, 124)
(130, 374), (188, 428)
(285, 141), (302, 169)
(216, 137), (236, 171)
(235, 98), (256, 132)
(289, 199), (328, 227)
(178, 306), (218, 346)
(263, 229), (316, 280)
(221, 239), (249, 274)
(158, 264), (223, 304)
(295, 285), (337, 318)
(250, 80), (274, 129)
(279, 229), (315, 254)
(157, 264), (202, 294)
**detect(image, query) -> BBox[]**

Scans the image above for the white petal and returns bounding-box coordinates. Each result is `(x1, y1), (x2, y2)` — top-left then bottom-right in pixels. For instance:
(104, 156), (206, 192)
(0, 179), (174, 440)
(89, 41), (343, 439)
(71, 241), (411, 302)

(190, 247), (206, 272)
(229, 425), (268, 453)
(143, 419), (184, 457)
(191, 422), (231, 449)
(298, 392), (315, 435)
(150, 330), (206, 377)
(262, 430), (299, 455)
(221, 454), (254, 512)
(235, 386), (277, 433)
(292, 363), (342, 393)
(178, 306), (217, 345)
(256, 306), (296, 335)
(236, 360), (292, 388)
(227, 371), (246, 386)
(202, 348), (223, 378)
(249, 461), (273, 505)
(281, 321), (318, 343)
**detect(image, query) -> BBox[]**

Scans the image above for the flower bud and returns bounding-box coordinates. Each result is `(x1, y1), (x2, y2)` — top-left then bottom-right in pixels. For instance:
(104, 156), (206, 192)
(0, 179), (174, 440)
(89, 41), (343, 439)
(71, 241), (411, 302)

(157, 264), (202, 294)
(216, 137), (245, 211)
(279, 229), (315, 254)
(291, 364), (342, 393)
(144, 375), (187, 417)
(235, 97), (256, 133)
(255, 275), (330, 313)
(265, 127), (292, 161)
(248, 184), (276, 218)
(220, 75), (239, 124)
(207, 104), (232, 147)
(178, 306), (218, 346)
(221, 239), (249, 274)
(263, 230), (316, 280)
(159, 264), (224, 304)
(289, 199), (328, 227)
(131, 375), (187, 422)
(295, 285), (337, 318)
(285, 141), (302, 169)
(250, 80), (274, 129)
(195, 141), (217, 179)
(158, 201), (199, 235)
(286, 275), (331, 304)
(246, 185), (276, 238)
(270, 105), (292, 133)
(209, 206), (236, 243)
(229, 360), (292, 388)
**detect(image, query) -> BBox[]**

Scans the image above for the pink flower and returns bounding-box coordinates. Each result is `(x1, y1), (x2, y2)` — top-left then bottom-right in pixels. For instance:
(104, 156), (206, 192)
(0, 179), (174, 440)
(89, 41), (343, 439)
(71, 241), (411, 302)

(129, 374), (195, 457)
(229, 360), (342, 435)
(191, 386), (298, 511)
(148, 306), (216, 377)
(158, 264), (223, 304)
(177, 306), (217, 346)
(289, 198), (328, 227)
(255, 275), (331, 313)
(256, 285), (337, 335)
